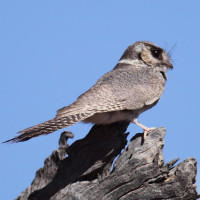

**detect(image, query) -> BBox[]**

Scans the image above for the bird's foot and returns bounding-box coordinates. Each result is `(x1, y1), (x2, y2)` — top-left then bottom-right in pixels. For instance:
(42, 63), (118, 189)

(132, 119), (156, 140)
(143, 127), (156, 140)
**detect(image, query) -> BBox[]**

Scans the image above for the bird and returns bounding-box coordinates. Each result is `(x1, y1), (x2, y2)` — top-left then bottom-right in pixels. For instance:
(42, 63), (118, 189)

(4, 41), (173, 143)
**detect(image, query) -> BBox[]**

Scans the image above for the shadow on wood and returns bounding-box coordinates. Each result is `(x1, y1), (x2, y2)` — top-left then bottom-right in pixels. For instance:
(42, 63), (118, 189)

(16, 123), (199, 200)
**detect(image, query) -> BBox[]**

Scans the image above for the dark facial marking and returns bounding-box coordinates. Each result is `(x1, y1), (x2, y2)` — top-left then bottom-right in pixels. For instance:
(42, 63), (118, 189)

(160, 71), (167, 80)
(138, 53), (142, 60)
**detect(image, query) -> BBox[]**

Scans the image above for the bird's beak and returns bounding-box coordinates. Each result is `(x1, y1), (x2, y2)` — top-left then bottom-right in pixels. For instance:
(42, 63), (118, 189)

(163, 61), (173, 69)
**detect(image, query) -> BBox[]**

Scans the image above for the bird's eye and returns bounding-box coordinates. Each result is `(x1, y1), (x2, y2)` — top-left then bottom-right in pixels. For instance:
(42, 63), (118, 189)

(151, 49), (162, 59)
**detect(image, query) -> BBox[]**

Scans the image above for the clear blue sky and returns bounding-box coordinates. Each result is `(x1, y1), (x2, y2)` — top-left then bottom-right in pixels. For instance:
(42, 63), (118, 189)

(1, 1), (200, 199)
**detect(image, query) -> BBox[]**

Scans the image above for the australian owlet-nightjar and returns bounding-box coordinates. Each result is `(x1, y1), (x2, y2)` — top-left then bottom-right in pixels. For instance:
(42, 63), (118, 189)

(4, 41), (173, 143)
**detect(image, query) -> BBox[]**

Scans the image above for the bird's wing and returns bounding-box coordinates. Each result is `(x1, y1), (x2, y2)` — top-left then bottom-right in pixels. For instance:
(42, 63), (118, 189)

(56, 84), (127, 118)
(56, 70), (164, 118)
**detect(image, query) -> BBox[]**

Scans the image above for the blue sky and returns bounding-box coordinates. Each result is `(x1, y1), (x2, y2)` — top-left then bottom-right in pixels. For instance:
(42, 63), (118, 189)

(1, 1), (200, 199)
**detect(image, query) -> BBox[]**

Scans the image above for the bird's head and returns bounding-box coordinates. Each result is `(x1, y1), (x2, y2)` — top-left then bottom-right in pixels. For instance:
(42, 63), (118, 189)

(119, 41), (173, 70)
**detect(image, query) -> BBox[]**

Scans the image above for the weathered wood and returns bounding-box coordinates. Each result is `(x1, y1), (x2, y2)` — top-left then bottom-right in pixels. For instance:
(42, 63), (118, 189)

(16, 123), (199, 200)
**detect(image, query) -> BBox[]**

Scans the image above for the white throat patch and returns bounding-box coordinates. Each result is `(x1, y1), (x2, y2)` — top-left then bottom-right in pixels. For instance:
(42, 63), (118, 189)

(118, 59), (140, 65)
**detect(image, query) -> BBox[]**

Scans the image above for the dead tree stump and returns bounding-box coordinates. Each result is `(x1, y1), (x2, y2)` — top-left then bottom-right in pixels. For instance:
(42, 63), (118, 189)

(16, 122), (199, 200)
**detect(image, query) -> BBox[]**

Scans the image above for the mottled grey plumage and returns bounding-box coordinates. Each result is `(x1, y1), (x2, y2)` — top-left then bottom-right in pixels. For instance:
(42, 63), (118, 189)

(4, 41), (173, 143)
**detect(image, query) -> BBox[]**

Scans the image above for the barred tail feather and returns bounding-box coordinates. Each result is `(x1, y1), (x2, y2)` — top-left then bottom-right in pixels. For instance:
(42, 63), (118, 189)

(3, 113), (92, 143)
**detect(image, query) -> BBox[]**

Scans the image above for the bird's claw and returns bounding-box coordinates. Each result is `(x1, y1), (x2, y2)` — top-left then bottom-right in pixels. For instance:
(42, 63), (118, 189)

(143, 127), (156, 140)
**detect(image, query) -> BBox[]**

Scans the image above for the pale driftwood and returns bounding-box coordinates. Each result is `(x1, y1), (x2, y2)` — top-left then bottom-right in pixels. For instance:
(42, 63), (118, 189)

(16, 122), (199, 200)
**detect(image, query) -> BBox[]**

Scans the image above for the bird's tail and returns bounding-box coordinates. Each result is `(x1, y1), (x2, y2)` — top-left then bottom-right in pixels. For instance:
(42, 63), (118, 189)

(3, 113), (91, 143)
